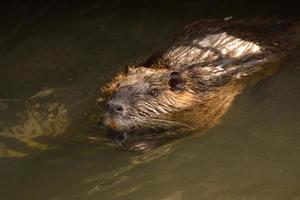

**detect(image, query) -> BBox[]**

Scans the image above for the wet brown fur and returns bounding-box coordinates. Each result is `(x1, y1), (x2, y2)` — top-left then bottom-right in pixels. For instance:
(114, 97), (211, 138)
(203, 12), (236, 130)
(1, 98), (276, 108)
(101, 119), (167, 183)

(100, 19), (298, 148)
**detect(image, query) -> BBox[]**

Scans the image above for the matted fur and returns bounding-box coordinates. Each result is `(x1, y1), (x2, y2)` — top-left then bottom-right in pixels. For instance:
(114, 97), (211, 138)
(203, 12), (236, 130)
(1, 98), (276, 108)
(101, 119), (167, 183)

(99, 18), (298, 150)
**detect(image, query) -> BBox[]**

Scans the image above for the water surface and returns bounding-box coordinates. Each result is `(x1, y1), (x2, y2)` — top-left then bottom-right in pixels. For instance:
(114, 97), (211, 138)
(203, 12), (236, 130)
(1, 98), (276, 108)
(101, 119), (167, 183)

(0, 1), (299, 200)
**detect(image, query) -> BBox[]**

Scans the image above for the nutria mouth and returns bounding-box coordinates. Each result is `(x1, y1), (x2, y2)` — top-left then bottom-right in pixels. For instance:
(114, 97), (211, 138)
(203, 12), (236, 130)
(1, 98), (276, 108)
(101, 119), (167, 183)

(100, 18), (298, 151)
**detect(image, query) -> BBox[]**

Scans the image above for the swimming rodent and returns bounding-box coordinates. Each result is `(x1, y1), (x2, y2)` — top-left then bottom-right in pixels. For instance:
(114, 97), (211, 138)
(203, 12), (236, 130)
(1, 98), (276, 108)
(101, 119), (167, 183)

(100, 18), (299, 151)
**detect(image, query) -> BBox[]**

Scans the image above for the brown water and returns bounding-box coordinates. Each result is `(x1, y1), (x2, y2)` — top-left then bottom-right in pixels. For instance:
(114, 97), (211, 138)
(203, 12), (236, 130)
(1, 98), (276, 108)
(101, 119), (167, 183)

(0, 1), (299, 200)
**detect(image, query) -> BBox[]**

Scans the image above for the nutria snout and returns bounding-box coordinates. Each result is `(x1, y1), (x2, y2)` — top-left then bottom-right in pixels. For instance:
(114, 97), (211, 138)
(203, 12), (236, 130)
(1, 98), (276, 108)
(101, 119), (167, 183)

(100, 18), (299, 150)
(107, 101), (125, 114)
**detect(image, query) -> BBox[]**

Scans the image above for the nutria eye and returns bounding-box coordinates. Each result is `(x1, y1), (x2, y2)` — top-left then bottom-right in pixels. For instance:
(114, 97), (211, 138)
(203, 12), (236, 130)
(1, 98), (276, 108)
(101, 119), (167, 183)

(149, 89), (158, 97)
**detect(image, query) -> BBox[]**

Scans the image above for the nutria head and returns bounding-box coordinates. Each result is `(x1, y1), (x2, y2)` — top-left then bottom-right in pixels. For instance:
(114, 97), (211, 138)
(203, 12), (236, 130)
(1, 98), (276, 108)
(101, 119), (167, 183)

(100, 64), (246, 150)
(101, 66), (197, 134)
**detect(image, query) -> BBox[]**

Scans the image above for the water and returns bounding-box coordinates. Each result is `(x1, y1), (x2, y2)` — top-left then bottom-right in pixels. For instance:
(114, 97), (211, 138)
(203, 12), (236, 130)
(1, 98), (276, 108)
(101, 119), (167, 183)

(0, 1), (299, 200)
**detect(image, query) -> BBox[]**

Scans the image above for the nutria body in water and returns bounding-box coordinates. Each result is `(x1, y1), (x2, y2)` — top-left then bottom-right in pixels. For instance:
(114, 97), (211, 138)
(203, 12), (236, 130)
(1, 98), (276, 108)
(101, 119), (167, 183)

(100, 19), (298, 151)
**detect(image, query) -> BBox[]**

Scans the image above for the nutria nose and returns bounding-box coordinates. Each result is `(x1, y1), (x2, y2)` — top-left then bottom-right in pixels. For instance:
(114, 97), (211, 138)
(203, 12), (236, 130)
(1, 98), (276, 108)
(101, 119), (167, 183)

(107, 101), (124, 114)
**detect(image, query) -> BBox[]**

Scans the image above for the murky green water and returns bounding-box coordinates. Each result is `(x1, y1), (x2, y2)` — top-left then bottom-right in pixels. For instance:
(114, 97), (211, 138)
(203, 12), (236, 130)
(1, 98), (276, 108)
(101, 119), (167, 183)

(0, 1), (299, 200)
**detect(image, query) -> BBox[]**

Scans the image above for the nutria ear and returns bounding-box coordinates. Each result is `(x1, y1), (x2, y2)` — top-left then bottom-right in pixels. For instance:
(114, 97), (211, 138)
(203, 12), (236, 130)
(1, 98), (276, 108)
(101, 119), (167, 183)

(168, 72), (185, 93)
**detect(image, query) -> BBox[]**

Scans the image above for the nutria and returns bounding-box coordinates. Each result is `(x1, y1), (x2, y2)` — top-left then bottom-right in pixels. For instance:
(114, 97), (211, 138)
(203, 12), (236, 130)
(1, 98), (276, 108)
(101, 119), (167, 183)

(100, 18), (299, 151)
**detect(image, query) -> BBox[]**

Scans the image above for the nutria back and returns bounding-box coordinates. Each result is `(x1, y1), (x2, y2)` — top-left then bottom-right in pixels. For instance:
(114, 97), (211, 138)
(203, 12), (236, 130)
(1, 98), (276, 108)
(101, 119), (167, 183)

(100, 18), (299, 151)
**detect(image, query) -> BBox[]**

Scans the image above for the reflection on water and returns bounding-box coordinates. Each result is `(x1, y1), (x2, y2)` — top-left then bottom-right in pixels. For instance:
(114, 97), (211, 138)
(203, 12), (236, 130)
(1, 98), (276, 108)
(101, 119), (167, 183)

(0, 143), (27, 158)
(0, 88), (68, 157)
(85, 142), (179, 199)
(0, 1), (299, 200)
